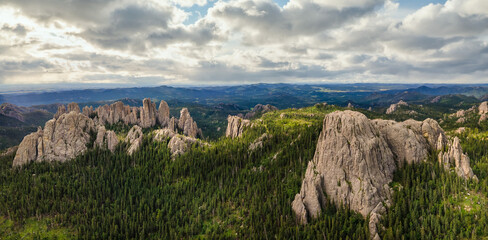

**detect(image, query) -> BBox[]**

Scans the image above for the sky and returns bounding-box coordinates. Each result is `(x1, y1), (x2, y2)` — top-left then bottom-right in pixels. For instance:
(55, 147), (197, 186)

(0, 0), (487, 89)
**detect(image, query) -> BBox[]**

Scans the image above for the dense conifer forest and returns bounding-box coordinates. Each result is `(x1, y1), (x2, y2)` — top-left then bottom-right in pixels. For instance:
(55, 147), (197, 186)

(1, 104), (487, 239)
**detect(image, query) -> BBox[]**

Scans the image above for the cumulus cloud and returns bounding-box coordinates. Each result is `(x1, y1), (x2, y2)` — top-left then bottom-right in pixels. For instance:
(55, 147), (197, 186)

(0, 0), (487, 86)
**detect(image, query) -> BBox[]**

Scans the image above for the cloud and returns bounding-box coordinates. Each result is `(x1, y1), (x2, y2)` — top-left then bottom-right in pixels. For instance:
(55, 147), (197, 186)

(0, 0), (487, 86)
(208, 0), (386, 45)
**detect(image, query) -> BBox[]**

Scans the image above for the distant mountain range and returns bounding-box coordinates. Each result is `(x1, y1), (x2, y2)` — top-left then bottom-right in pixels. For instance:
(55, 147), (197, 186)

(2, 84), (488, 108)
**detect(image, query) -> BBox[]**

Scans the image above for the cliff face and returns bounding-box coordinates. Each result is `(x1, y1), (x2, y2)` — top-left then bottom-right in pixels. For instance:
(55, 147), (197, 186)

(225, 115), (250, 138)
(13, 106), (95, 167)
(292, 110), (477, 240)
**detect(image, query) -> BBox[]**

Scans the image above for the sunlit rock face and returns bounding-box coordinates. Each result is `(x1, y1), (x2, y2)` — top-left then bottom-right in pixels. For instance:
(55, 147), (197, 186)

(292, 110), (476, 240)
(13, 111), (95, 167)
(225, 115), (250, 139)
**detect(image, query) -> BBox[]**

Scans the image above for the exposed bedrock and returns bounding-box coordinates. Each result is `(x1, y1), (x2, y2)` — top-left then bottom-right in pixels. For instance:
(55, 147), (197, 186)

(292, 110), (476, 240)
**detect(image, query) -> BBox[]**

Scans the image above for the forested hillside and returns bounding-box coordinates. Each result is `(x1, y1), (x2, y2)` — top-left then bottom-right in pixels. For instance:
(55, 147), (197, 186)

(1, 103), (488, 239)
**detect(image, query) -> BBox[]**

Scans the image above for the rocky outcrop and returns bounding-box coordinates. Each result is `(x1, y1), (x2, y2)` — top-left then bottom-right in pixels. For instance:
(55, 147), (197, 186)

(226, 115), (250, 138)
(248, 133), (270, 152)
(54, 105), (67, 119)
(125, 125), (143, 155)
(82, 106), (94, 117)
(95, 125), (118, 152)
(292, 110), (475, 239)
(139, 98), (157, 128)
(431, 96), (441, 103)
(438, 137), (478, 181)
(13, 111), (95, 167)
(386, 100), (408, 114)
(96, 101), (139, 126)
(244, 104), (278, 119)
(67, 102), (80, 113)
(480, 101), (488, 115)
(158, 100), (170, 128)
(178, 108), (201, 138)
(153, 129), (206, 157)
(480, 101), (488, 123)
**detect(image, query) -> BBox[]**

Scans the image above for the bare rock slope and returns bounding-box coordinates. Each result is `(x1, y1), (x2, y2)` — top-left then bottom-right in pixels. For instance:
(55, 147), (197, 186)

(292, 110), (476, 240)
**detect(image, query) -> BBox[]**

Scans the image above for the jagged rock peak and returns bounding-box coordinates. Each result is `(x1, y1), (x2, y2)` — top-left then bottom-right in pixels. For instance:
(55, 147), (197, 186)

(82, 106), (94, 117)
(95, 101), (139, 126)
(13, 111), (95, 167)
(386, 100), (408, 114)
(95, 125), (118, 152)
(67, 102), (80, 113)
(153, 129), (207, 158)
(438, 137), (478, 181)
(140, 98), (157, 128)
(125, 125), (143, 155)
(225, 115), (250, 139)
(292, 110), (475, 240)
(292, 110), (395, 239)
(158, 100), (170, 128)
(178, 108), (202, 138)
(54, 105), (67, 119)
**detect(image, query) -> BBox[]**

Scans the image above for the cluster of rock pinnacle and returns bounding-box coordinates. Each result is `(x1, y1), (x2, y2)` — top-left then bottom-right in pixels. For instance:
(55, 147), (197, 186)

(13, 98), (202, 166)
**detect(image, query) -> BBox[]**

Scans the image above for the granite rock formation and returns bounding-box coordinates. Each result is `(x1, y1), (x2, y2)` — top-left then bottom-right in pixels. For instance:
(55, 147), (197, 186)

(54, 105), (67, 119)
(244, 104), (278, 119)
(386, 100), (408, 114)
(158, 100), (170, 128)
(140, 98), (157, 128)
(82, 106), (94, 117)
(292, 110), (476, 240)
(67, 102), (80, 113)
(13, 111), (95, 167)
(153, 129), (206, 157)
(95, 125), (118, 152)
(225, 115), (250, 138)
(480, 101), (488, 123)
(125, 125), (143, 155)
(178, 108), (201, 138)
(438, 137), (478, 181)
(480, 101), (488, 115)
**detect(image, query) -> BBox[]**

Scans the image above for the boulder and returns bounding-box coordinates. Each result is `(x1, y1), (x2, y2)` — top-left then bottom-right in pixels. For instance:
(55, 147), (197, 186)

(125, 125), (143, 155)
(225, 115), (250, 138)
